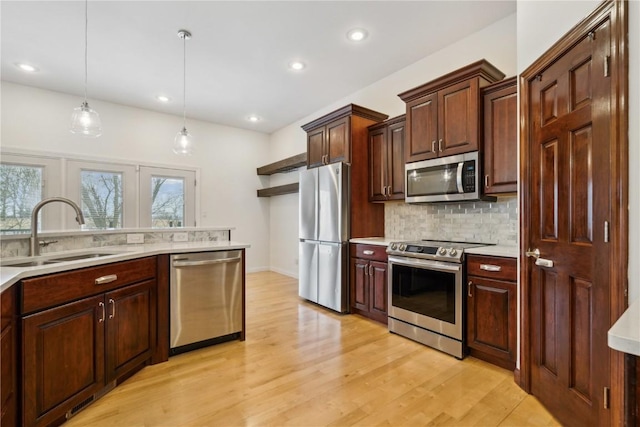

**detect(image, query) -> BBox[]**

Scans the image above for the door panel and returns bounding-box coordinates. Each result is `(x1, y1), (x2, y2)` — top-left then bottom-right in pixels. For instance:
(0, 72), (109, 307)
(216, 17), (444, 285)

(438, 79), (478, 155)
(368, 127), (386, 201)
(298, 168), (318, 241)
(307, 127), (325, 168)
(317, 163), (346, 243)
(526, 15), (612, 427)
(299, 241), (318, 303)
(326, 117), (349, 164)
(406, 93), (438, 162)
(317, 243), (346, 312)
(388, 121), (406, 199)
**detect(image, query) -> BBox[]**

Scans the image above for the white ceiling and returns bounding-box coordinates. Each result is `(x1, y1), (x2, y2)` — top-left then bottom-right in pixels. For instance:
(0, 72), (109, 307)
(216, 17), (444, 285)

(1, 1), (516, 134)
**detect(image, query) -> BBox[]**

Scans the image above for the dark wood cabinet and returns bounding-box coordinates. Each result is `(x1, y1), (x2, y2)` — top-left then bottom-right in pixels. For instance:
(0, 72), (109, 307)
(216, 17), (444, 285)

(350, 244), (388, 324)
(466, 254), (517, 370)
(302, 104), (388, 238)
(1, 286), (17, 427)
(482, 76), (518, 194)
(20, 257), (157, 426)
(399, 60), (505, 163)
(368, 115), (405, 202)
(302, 104), (387, 168)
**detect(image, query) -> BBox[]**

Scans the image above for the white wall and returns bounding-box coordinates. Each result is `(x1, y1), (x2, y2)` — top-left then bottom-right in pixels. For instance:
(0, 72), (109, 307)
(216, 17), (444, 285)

(267, 14), (517, 277)
(0, 82), (271, 272)
(517, 0), (639, 302)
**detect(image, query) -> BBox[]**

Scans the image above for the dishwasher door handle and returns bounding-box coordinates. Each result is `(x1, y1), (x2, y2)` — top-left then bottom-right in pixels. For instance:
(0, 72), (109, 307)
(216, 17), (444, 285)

(172, 257), (241, 268)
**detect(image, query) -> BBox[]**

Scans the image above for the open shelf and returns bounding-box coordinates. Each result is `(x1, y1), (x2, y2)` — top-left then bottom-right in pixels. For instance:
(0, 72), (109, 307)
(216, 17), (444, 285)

(257, 183), (299, 197)
(256, 153), (306, 197)
(257, 153), (306, 175)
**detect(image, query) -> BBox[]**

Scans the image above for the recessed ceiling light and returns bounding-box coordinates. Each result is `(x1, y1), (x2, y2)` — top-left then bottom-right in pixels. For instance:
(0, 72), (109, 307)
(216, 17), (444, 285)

(288, 61), (306, 71)
(247, 115), (261, 123)
(156, 95), (171, 103)
(347, 28), (368, 42)
(16, 63), (38, 72)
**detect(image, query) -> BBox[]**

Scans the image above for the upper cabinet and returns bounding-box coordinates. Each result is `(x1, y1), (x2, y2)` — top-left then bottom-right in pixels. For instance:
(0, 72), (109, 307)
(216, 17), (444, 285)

(399, 60), (505, 163)
(368, 115), (406, 202)
(482, 77), (518, 194)
(302, 104), (388, 169)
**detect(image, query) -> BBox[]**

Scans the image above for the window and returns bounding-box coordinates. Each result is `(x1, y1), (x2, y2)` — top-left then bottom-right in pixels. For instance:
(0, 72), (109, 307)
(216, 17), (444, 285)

(0, 154), (61, 232)
(0, 152), (196, 233)
(66, 160), (137, 230)
(139, 166), (195, 228)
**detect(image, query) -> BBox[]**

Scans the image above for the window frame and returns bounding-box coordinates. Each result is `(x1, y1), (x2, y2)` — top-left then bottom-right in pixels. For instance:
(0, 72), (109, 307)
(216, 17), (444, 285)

(139, 166), (196, 228)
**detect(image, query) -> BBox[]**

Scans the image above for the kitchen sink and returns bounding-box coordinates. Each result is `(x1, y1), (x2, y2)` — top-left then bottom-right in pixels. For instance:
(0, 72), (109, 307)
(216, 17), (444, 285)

(1, 251), (126, 267)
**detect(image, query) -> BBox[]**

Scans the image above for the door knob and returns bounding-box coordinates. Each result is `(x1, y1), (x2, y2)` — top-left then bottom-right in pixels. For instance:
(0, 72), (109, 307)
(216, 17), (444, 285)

(526, 248), (540, 259)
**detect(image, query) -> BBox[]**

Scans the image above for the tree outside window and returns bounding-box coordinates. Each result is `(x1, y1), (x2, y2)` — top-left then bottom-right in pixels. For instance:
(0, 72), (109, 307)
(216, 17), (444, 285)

(151, 177), (185, 228)
(80, 170), (123, 229)
(0, 164), (43, 233)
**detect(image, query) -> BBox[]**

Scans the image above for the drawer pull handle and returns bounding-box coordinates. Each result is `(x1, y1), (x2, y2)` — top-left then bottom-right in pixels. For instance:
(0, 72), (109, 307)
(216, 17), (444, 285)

(363, 250), (375, 256)
(480, 264), (502, 272)
(95, 274), (118, 285)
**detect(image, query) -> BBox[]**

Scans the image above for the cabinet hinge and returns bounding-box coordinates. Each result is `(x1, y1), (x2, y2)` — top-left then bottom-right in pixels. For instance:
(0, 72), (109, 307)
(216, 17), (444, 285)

(604, 220), (610, 243)
(604, 55), (610, 77)
(603, 386), (610, 409)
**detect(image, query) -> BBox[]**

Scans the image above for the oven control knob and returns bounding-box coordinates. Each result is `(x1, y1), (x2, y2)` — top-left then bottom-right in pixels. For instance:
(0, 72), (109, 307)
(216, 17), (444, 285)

(390, 243), (397, 250)
(449, 248), (458, 256)
(399, 244), (406, 251)
(438, 247), (447, 255)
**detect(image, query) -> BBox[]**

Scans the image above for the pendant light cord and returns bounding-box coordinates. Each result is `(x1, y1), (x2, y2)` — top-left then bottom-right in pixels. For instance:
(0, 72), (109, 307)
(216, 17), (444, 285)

(84, 0), (88, 102)
(182, 33), (187, 128)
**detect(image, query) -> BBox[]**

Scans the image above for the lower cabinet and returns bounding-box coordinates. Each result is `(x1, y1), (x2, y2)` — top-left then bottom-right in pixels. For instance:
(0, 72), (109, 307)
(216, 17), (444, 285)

(20, 257), (157, 426)
(350, 244), (388, 324)
(466, 255), (517, 370)
(1, 286), (17, 427)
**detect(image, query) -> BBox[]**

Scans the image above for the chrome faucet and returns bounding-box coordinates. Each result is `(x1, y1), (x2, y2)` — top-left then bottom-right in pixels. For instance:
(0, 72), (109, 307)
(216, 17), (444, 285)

(30, 197), (85, 256)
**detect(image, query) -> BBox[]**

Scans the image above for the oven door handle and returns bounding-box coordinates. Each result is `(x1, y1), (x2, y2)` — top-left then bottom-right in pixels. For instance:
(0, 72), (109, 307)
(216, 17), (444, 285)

(388, 255), (462, 273)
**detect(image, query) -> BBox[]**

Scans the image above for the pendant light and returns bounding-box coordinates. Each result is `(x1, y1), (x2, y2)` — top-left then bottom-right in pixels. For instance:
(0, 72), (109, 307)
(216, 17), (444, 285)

(70, 0), (102, 137)
(173, 29), (193, 155)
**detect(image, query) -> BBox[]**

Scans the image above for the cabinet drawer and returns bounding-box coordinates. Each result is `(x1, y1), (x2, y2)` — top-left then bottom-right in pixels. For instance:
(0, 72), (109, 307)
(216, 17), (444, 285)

(350, 244), (388, 262)
(21, 257), (157, 314)
(466, 255), (516, 281)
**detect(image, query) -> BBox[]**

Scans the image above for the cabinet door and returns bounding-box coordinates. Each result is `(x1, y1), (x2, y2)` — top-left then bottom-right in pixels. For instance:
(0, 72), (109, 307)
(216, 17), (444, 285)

(369, 261), (388, 323)
(1, 287), (16, 427)
(23, 295), (105, 427)
(368, 126), (387, 201)
(307, 126), (326, 168)
(350, 257), (369, 312)
(483, 80), (517, 194)
(326, 117), (350, 164)
(467, 276), (516, 370)
(406, 92), (438, 163)
(438, 79), (479, 156)
(387, 120), (406, 200)
(105, 280), (155, 382)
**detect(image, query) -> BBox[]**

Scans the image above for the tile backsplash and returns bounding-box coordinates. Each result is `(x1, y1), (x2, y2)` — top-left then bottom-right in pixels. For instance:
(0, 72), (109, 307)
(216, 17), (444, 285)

(385, 196), (518, 246)
(0, 229), (231, 258)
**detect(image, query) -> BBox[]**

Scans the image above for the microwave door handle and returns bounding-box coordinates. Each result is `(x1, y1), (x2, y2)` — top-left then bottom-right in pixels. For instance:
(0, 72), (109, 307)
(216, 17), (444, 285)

(456, 162), (464, 193)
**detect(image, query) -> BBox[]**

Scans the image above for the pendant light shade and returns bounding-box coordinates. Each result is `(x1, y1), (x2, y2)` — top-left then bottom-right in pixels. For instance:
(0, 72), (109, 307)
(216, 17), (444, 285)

(70, 0), (102, 137)
(173, 29), (193, 155)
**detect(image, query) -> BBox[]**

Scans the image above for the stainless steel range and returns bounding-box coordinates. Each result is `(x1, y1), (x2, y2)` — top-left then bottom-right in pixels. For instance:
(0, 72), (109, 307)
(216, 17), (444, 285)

(386, 240), (490, 358)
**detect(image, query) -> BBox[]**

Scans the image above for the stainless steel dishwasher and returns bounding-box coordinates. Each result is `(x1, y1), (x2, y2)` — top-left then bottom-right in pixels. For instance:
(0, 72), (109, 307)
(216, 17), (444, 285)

(170, 250), (243, 355)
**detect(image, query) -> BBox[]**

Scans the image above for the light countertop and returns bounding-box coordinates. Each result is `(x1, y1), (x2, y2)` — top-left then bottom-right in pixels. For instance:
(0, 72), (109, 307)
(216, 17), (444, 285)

(0, 241), (250, 293)
(349, 237), (394, 246)
(465, 245), (519, 258)
(608, 297), (640, 356)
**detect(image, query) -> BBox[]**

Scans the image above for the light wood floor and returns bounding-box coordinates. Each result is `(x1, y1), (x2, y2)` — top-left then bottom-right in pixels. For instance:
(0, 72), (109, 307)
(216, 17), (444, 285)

(66, 271), (560, 426)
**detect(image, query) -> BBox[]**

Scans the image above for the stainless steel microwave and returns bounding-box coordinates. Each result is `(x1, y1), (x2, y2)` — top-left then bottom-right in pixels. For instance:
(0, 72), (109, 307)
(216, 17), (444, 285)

(405, 151), (488, 203)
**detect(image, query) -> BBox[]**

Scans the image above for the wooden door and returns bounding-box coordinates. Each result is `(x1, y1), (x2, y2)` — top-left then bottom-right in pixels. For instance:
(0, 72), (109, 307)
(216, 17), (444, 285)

(350, 257), (369, 313)
(438, 78), (479, 156)
(368, 126), (387, 201)
(22, 295), (105, 427)
(369, 260), (388, 323)
(387, 120), (406, 200)
(525, 15), (613, 427)
(405, 92), (438, 163)
(105, 280), (155, 382)
(307, 126), (325, 168)
(326, 116), (349, 164)
(483, 77), (518, 194)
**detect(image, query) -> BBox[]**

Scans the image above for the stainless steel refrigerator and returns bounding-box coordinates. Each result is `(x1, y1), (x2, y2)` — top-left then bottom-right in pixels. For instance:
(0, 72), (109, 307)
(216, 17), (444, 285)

(298, 162), (350, 313)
